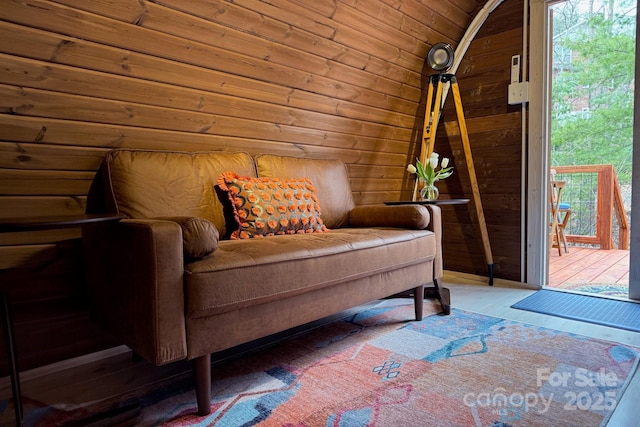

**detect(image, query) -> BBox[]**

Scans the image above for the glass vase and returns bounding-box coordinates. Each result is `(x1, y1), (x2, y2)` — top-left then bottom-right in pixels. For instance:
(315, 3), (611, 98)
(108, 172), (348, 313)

(420, 182), (439, 201)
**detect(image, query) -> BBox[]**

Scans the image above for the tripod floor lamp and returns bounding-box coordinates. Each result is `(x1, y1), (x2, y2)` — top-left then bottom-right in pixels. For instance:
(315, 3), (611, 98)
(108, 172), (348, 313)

(416, 42), (495, 285)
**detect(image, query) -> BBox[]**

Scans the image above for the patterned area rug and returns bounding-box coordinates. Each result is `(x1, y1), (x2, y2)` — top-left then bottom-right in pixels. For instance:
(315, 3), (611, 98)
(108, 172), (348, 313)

(22, 300), (640, 426)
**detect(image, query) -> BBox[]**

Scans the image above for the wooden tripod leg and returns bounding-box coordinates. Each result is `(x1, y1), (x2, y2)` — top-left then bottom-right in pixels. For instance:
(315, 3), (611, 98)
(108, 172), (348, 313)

(414, 75), (442, 200)
(450, 77), (495, 285)
(421, 75), (445, 163)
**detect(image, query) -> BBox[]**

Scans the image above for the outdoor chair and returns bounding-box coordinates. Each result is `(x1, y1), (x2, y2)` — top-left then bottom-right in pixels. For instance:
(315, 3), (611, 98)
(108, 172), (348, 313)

(550, 169), (572, 255)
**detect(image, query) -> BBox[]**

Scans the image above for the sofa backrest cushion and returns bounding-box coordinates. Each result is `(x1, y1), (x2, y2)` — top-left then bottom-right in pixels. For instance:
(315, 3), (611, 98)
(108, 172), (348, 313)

(255, 155), (356, 229)
(101, 149), (256, 236)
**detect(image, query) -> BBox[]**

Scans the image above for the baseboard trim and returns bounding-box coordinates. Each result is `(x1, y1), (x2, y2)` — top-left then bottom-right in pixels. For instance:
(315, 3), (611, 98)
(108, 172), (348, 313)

(443, 270), (539, 290)
(0, 345), (131, 389)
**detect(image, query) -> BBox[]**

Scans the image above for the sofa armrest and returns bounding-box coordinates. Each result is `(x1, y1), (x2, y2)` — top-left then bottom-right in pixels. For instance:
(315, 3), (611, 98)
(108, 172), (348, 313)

(82, 218), (187, 365)
(348, 204), (431, 229)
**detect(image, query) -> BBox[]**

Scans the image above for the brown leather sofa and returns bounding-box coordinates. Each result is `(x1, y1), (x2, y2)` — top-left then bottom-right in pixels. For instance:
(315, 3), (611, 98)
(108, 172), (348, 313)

(82, 148), (443, 415)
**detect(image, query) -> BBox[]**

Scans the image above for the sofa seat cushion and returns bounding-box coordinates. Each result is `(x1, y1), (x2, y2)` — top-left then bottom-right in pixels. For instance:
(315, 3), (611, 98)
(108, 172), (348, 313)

(184, 228), (435, 319)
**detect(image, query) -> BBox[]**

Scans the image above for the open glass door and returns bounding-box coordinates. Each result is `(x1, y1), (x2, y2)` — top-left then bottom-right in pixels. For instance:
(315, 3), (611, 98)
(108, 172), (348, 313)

(528, 0), (639, 299)
(547, 0), (635, 298)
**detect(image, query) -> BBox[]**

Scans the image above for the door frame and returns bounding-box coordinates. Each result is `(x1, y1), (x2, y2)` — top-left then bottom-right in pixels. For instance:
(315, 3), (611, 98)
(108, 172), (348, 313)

(527, 0), (553, 288)
(630, 0), (640, 299)
(527, 0), (640, 296)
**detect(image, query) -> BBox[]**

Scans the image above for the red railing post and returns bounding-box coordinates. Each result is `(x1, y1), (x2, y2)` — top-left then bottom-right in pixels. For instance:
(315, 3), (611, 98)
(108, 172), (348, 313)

(598, 165), (614, 250)
(613, 172), (629, 250)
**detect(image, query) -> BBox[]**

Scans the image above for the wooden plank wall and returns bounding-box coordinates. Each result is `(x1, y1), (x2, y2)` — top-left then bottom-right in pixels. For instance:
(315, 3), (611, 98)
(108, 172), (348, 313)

(434, 0), (525, 281)
(0, 0), (526, 373)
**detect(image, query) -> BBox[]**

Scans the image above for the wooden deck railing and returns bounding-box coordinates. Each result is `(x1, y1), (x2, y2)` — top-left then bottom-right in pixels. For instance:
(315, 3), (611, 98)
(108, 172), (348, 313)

(553, 164), (629, 250)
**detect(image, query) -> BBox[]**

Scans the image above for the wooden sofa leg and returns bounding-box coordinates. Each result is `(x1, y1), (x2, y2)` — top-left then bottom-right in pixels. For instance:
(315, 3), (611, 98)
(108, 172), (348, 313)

(194, 354), (212, 416)
(414, 285), (424, 321)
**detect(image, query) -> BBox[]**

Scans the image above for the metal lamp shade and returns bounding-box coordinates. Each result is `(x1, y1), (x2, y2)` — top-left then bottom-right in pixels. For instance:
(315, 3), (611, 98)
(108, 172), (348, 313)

(427, 43), (454, 72)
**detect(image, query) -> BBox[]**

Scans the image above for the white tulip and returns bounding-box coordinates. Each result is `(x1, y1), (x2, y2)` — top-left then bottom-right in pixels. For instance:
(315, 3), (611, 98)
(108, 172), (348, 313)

(407, 164), (417, 174)
(441, 157), (449, 168)
(429, 157), (438, 169)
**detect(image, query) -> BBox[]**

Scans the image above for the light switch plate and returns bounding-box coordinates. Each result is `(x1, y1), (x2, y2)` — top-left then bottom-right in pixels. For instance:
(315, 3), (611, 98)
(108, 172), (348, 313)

(508, 82), (529, 105)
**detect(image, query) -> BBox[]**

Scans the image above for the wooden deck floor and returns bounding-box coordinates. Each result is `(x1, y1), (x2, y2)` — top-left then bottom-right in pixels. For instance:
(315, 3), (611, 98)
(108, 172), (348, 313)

(548, 245), (630, 293)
